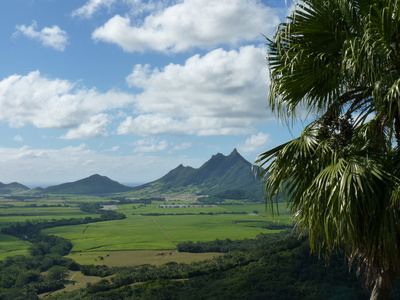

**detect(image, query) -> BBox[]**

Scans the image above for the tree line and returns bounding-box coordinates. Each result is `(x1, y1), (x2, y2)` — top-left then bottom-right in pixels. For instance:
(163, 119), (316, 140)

(137, 211), (248, 217)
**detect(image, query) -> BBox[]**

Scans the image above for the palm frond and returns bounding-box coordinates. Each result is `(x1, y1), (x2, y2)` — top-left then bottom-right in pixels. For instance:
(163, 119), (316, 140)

(262, 0), (400, 290)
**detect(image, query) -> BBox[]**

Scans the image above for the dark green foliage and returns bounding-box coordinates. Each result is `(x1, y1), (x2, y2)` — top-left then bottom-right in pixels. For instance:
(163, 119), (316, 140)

(176, 233), (283, 253)
(79, 202), (101, 213)
(110, 197), (164, 204)
(47, 266), (68, 281)
(0, 288), (39, 300)
(29, 279), (64, 295)
(66, 261), (80, 271)
(0, 241), (69, 297)
(99, 210), (126, 220)
(80, 265), (115, 277)
(79, 203), (127, 220)
(196, 196), (222, 204)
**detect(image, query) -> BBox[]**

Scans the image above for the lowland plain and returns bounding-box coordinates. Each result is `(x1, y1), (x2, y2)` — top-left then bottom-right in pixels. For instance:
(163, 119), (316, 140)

(0, 198), (292, 262)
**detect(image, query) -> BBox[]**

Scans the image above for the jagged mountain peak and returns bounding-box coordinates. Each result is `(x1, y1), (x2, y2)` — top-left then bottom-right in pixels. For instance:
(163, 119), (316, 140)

(230, 148), (239, 154)
(133, 149), (262, 199)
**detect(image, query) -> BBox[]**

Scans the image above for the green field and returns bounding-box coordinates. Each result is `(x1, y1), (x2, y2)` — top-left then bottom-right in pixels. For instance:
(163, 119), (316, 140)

(0, 198), (293, 261)
(43, 202), (292, 252)
(0, 202), (96, 259)
(0, 233), (31, 257)
(0, 206), (94, 230)
(67, 249), (223, 267)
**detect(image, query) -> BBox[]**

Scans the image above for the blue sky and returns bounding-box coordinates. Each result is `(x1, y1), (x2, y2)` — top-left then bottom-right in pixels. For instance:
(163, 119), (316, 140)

(0, 0), (302, 186)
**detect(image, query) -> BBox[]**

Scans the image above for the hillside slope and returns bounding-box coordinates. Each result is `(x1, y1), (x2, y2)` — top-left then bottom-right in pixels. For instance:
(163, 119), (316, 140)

(133, 149), (262, 199)
(41, 174), (133, 195)
(0, 182), (30, 194)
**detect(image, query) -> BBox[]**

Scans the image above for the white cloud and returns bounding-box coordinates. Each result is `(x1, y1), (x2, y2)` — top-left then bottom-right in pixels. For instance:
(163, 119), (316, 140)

(118, 114), (256, 136)
(72, 0), (166, 19)
(237, 132), (271, 154)
(14, 21), (68, 51)
(132, 138), (169, 152)
(72, 0), (117, 18)
(119, 45), (271, 136)
(0, 71), (134, 134)
(0, 144), (200, 184)
(174, 142), (192, 151)
(92, 0), (281, 53)
(61, 114), (111, 139)
(106, 145), (120, 152)
(124, 0), (168, 16)
(118, 115), (186, 135)
(13, 135), (24, 142)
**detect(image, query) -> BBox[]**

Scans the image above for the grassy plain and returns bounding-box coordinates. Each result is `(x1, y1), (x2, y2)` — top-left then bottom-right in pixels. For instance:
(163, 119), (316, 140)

(67, 249), (223, 266)
(43, 202), (292, 252)
(0, 207), (93, 230)
(0, 233), (31, 258)
(0, 197), (292, 262)
(0, 202), (95, 259)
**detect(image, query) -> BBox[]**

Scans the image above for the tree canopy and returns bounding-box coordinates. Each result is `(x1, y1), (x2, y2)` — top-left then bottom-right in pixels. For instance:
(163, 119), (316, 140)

(257, 1), (400, 299)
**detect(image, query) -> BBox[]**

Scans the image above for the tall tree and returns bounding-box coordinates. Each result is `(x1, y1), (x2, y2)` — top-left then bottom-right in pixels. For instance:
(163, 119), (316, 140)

(257, 1), (400, 299)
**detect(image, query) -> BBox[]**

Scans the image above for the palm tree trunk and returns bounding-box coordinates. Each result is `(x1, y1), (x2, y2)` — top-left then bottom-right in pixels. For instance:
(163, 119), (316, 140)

(370, 269), (397, 300)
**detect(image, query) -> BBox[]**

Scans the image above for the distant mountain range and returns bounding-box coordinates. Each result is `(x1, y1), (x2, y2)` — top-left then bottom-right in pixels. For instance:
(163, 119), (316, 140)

(3, 149), (263, 199)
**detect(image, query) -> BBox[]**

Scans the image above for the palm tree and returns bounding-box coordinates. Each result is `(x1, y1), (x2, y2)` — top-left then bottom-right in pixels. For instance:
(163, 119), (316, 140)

(257, 1), (400, 299)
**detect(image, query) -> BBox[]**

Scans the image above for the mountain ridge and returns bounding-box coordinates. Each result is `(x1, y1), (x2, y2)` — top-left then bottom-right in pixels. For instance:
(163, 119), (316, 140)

(2, 149), (262, 199)
(40, 174), (134, 195)
(0, 182), (30, 194)
(132, 149), (262, 199)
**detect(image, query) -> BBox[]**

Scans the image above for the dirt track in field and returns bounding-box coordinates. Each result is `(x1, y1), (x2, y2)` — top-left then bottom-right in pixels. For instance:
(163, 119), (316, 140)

(152, 218), (173, 244)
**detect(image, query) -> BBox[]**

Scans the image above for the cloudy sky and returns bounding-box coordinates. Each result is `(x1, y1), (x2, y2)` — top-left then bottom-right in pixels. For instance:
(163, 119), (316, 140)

(0, 0), (301, 186)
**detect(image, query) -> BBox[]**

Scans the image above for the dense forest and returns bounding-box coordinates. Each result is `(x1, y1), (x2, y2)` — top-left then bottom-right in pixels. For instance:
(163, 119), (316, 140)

(45, 231), (400, 300)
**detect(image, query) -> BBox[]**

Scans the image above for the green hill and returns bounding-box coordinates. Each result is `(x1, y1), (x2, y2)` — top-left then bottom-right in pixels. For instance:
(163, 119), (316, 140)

(41, 174), (133, 195)
(133, 149), (263, 200)
(0, 182), (29, 194)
